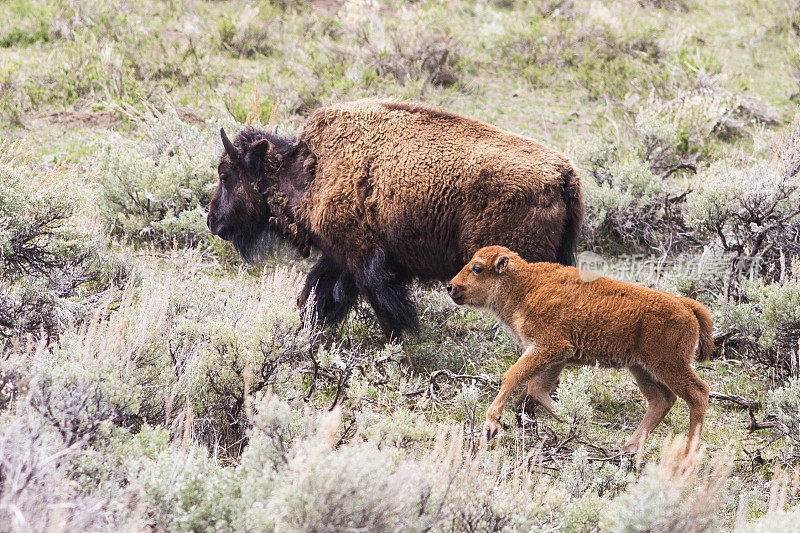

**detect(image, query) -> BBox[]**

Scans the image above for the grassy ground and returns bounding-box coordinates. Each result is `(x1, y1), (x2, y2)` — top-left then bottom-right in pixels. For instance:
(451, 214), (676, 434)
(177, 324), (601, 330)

(2, 0), (800, 531)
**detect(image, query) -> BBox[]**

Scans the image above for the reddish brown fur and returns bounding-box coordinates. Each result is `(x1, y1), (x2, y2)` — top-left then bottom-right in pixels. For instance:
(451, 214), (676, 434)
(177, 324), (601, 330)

(298, 100), (582, 272)
(447, 246), (713, 454)
(208, 99), (583, 342)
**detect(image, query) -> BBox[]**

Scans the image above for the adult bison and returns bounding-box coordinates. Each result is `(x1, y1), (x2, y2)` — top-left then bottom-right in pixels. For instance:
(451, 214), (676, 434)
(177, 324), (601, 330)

(207, 99), (583, 341)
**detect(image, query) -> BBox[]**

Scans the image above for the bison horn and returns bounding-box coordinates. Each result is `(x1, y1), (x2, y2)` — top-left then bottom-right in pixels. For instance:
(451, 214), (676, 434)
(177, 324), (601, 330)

(220, 128), (239, 161)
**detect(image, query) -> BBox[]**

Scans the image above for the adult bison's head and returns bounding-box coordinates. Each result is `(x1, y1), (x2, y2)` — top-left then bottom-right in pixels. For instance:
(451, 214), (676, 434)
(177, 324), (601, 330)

(207, 128), (285, 262)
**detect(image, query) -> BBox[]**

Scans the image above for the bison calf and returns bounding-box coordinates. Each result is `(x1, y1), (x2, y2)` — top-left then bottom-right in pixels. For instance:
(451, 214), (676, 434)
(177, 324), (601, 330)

(447, 246), (712, 454)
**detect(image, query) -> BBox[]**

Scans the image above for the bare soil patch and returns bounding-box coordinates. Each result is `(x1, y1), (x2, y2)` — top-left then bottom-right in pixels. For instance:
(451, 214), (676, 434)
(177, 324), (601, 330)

(42, 110), (119, 128)
(176, 107), (206, 126)
(309, 0), (345, 14)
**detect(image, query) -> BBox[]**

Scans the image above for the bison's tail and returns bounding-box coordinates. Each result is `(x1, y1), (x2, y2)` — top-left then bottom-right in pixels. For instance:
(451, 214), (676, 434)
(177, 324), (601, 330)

(555, 165), (584, 266)
(680, 297), (714, 362)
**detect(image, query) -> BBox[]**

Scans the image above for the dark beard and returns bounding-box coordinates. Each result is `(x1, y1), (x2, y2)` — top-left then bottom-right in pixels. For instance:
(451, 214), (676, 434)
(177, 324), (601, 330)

(229, 226), (291, 264)
(230, 226), (269, 264)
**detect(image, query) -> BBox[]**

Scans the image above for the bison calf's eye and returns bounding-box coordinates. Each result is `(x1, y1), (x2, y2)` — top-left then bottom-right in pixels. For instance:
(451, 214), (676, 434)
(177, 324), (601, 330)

(471, 265), (484, 275)
(219, 173), (229, 183)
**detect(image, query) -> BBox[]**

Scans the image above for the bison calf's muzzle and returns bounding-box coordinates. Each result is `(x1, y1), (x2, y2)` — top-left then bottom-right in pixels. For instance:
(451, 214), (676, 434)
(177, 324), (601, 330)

(449, 245), (712, 455)
(445, 283), (465, 305)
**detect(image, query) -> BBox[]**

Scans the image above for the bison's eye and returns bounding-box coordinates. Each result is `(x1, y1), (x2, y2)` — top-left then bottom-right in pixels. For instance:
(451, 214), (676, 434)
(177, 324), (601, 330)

(471, 265), (484, 275)
(219, 172), (229, 183)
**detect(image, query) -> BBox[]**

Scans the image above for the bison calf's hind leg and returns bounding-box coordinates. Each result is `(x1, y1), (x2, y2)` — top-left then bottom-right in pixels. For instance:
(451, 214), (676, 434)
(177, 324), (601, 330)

(623, 364), (677, 455)
(650, 361), (710, 453)
(299, 257), (358, 328)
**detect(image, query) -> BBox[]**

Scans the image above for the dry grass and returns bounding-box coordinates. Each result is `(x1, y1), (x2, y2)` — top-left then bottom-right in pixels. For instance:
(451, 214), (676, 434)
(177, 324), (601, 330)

(2, 0), (800, 530)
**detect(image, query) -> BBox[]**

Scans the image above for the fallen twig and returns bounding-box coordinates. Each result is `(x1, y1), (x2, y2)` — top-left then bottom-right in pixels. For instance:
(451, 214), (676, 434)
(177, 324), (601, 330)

(709, 391), (760, 410)
(661, 162), (697, 180)
(428, 369), (501, 400)
(713, 328), (744, 345)
(747, 411), (789, 434)
(429, 369), (500, 388)
(587, 453), (626, 463)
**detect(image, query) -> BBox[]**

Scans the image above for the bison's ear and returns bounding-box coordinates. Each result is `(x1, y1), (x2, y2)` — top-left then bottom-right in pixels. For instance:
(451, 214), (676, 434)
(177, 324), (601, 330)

(245, 139), (279, 174)
(493, 255), (509, 274)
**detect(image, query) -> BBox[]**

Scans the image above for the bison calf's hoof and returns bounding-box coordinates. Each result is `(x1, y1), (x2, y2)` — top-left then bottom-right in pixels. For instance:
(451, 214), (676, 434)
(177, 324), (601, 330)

(483, 419), (502, 441)
(621, 439), (640, 456)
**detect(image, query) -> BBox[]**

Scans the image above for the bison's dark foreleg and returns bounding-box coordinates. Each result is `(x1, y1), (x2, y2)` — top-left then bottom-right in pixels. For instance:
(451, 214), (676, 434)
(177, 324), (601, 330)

(355, 252), (418, 341)
(300, 257), (358, 327)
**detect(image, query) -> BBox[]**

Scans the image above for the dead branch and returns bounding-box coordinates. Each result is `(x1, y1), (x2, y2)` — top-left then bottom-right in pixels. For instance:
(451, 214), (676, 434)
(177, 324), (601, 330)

(428, 369), (500, 399)
(709, 391), (760, 410)
(660, 162), (698, 180)
(747, 411), (790, 434)
(713, 328), (743, 345)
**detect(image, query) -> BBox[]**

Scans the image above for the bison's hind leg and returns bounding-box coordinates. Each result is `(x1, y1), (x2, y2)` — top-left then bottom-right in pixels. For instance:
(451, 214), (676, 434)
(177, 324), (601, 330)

(356, 252), (418, 341)
(300, 257), (358, 327)
(360, 280), (417, 341)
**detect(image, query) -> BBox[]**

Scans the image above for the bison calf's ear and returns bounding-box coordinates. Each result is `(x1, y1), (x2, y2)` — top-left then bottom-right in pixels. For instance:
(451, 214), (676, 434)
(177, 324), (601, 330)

(494, 255), (509, 274)
(245, 139), (279, 174)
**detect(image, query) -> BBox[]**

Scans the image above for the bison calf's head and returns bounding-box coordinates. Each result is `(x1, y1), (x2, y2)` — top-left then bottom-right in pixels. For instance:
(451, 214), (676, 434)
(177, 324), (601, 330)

(448, 246), (515, 308)
(207, 128), (283, 262)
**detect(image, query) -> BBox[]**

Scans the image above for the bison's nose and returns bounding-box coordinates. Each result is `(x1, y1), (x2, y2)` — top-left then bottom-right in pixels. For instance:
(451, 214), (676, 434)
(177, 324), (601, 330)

(445, 284), (454, 294)
(207, 213), (219, 235)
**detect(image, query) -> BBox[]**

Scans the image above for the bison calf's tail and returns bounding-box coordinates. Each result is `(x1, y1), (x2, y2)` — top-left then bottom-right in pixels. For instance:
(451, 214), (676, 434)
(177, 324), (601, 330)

(555, 166), (584, 266)
(679, 297), (714, 361)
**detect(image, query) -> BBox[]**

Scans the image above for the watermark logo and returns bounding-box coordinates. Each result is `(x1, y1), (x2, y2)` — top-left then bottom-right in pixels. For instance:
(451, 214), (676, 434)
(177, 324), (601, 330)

(576, 251), (765, 284)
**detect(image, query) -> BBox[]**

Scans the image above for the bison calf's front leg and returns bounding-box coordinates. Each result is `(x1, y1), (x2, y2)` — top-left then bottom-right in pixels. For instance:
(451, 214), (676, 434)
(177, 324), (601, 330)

(485, 343), (569, 440)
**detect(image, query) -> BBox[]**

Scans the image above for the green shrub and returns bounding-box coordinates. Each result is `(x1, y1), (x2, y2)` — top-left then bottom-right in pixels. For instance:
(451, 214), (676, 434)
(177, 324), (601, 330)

(581, 90), (784, 256)
(127, 440), (241, 531)
(335, 2), (464, 89)
(270, 438), (403, 531)
(358, 406), (437, 447)
(718, 271), (800, 376)
(0, 141), (121, 341)
(686, 116), (800, 276)
(581, 150), (670, 252)
(0, 58), (24, 123)
(257, 2), (467, 115)
(766, 377), (800, 454)
(0, 361), (119, 530)
(601, 438), (731, 532)
(561, 446), (594, 497)
(96, 106), (226, 247)
(554, 367), (595, 435)
(562, 492), (605, 533)
(217, 6), (279, 58)
(497, 3), (665, 99)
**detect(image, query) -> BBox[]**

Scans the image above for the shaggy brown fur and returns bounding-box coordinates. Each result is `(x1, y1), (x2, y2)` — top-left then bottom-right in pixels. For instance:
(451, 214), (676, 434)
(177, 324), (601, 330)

(208, 99), (583, 342)
(447, 246), (712, 454)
